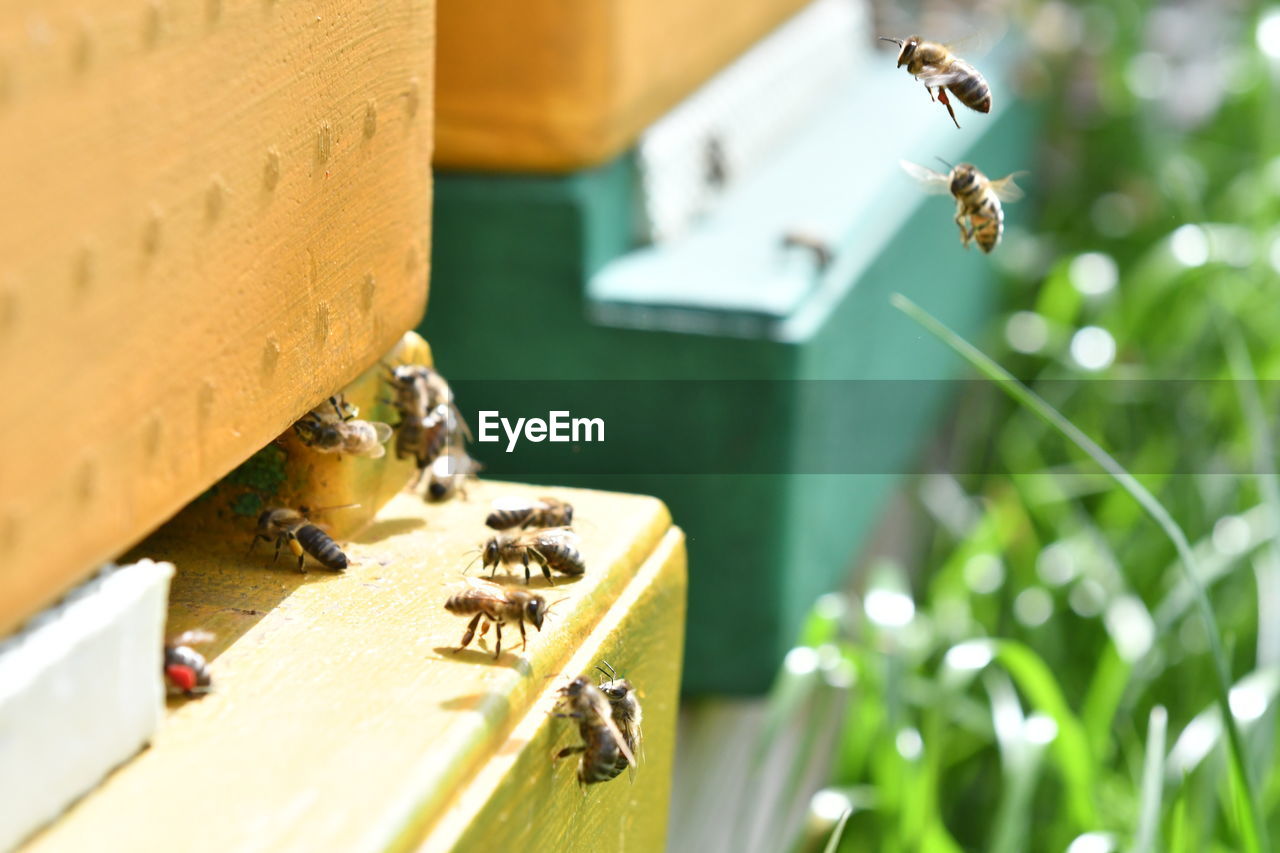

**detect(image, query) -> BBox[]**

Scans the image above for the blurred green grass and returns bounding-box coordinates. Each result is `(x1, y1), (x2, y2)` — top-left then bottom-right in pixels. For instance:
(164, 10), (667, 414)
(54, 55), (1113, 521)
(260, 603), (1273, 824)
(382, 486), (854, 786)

(722, 0), (1280, 850)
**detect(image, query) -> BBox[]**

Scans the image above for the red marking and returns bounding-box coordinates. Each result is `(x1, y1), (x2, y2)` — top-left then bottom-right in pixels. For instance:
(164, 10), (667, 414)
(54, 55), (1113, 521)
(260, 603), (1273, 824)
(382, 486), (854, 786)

(166, 664), (197, 693)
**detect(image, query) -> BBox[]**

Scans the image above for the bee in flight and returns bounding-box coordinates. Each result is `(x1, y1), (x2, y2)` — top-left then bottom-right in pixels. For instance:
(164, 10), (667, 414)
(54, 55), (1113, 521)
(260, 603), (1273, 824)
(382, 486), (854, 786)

(485, 496), (574, 531)
(901, 159), (1024, 253)
(250, 505), (352, 572)
(426, 447), (483, 502)
(880, 36), (991, 129)
(553, 673), (638, 786)
(479, 527), (585, 585)
(444, 578), (549, 659)
(164, 630), (215, 697)
(293, 395), (393, 459)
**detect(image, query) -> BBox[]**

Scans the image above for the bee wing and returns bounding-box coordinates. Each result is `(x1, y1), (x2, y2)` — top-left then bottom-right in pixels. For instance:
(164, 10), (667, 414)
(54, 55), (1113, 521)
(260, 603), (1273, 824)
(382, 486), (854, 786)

(458, 577), (512, 602)
(600, 706), (637, 769)
(371, 421), (394, 443)
(915, 69), (969, 89)
(990, 172), (1028, 202)
(530, 527), (579, 548)
(364, 442), (387, 459)
(171, 629), (215, 646)
(900, 160), (952, 195)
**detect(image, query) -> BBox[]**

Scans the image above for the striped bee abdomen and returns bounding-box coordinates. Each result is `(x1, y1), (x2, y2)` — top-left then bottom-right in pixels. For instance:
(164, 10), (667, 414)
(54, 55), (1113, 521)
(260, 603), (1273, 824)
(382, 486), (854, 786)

(296, 524), (348, 570)
(947, 59), (991, 113)
(973, 194), (1004, 253)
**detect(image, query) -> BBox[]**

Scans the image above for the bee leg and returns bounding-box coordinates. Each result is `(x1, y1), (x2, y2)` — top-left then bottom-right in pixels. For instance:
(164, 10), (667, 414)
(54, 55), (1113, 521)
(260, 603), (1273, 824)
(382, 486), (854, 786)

(272, 538), (282, 563)
(493, 623), (503, 659)
(522, 554), (533, 585)
(556, 746), (585, 760)
(518, 618), (527, 651)
(937, 89), (961, 128)
(954, 208), (971, 247)
(457, 613), (484, 651)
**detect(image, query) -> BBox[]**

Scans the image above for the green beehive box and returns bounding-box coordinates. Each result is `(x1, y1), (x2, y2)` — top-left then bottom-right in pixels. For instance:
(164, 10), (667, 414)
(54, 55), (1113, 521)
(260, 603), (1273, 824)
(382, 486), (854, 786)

(425, 56), (1037, 694)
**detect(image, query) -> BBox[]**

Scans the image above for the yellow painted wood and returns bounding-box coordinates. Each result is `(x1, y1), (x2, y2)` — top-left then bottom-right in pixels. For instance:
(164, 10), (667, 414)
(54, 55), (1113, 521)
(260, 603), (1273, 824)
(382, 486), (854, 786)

(21, 483), (686, 853)
(413, 527), (686, 853)
(433, 0), (809, 171)
(160, 331), (434, 542)
(0, 0), (436, 637)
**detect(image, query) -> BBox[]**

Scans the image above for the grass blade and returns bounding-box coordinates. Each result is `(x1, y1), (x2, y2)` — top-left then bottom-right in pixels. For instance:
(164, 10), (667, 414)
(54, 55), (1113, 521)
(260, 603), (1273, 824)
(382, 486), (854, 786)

(1132, 705), (1168, 853)
(822, 809), (852, 853)
(891, 293), (1266, 853)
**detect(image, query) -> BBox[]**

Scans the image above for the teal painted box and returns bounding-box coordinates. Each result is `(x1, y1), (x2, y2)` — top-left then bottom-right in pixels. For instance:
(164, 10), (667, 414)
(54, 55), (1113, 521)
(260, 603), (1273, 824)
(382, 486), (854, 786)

(425, 57), (1037, 694)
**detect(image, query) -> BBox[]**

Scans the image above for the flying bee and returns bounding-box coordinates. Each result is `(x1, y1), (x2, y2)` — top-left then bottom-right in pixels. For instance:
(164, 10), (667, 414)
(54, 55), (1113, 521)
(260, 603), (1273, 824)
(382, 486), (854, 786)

(250, 506), (351, 572)
(444, 578), (549, 659)
(485, 496), (574, 531)
(479, 527), (585, 585)
(426, 447), (483, 502)
(595, 661), (643, 780)
(293, 402), (393, 459)
(901, 159), (1024, 253)
(164, 630), (214, 697)
(553, 674), (638, 786)
(880, 36), (991, 129)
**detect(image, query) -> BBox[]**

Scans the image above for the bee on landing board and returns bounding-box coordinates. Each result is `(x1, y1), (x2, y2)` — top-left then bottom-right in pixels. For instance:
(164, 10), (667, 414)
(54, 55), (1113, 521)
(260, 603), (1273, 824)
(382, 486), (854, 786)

(485, 496), (574, 531)
(553, 674), (638, 786)
(444, 578), (549, 659)
(880, 36), (991, 129)
(164, 630), (214, 696)
(293, 395), (393, 459)
(250, 506), (351, 572)
(901, 159), (1024, 253)
(480, 527), (585, 585)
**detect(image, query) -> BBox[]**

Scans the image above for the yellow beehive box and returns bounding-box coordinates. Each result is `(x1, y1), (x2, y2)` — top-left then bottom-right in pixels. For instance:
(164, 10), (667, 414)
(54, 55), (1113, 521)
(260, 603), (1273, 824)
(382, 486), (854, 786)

(0, 0), (436, 636)
(433, 0), (810, 171)
(23, 485), (686, 853)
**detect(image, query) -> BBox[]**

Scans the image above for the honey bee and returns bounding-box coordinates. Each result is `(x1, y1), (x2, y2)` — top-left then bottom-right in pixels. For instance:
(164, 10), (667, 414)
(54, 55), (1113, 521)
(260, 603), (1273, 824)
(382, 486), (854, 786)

(426, 447), (483, 502)
(480, 527), (585, 585)
(386, 365), (471, 482)
(250, 506), (350, 572)
(444, 578), (549, 659)
(881, 36), (991, 129)
(485, 496), (574, 531)
(553, 674), (638, 786)
(164, 630), (214, 696)
(293, 395), (393, 458)
(901, 159), (1023, 253)
(595, 661), (643, 780)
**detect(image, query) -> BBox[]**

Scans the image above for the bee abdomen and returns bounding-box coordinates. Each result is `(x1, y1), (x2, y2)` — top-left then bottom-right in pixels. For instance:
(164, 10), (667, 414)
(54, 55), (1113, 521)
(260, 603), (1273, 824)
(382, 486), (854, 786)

(296, 524), (348, 570)
(948, 61), (991, 112)
(578, 726), (623, 784)
(543, 544), (585, 576)
(486, 507), (534, 530)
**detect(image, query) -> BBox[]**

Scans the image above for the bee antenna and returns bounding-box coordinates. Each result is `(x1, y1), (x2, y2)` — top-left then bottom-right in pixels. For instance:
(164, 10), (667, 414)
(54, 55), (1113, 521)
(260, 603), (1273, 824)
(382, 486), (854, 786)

(878, 36), (904, 47)
(462, 549), (483, 574)
(935, 156), (955, 171)
(546, 596), (570, 615)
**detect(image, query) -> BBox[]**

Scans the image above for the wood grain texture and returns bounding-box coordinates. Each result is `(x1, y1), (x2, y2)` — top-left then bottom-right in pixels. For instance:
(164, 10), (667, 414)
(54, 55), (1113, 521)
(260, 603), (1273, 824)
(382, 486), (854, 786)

(21, 482), (684, 853)
(0, 0), (436, 636)
(158, 331), (433, 542)
(433, 0), (809, 171)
